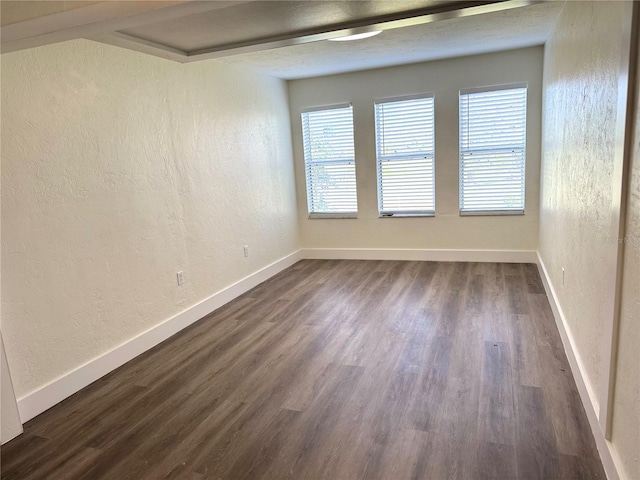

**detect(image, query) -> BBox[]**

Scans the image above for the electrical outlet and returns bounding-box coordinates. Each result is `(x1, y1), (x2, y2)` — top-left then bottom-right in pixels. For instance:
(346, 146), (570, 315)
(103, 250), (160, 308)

(562, 268), (565, 286)
(243, 245), (249, 257)
(177, 271), (184, 286)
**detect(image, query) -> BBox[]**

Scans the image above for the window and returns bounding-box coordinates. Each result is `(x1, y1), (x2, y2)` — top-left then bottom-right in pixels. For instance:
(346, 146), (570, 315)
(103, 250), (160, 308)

(301, 104), (357, 218)
(459, 84), (527, 214)
(375, 94), (435, 216)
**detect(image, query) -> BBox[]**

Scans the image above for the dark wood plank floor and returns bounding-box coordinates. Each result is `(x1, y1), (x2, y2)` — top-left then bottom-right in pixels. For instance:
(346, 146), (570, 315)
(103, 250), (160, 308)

(1, 260), (605, 480)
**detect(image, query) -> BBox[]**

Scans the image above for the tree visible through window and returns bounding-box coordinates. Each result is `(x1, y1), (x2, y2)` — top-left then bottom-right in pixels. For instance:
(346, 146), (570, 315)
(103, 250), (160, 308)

(301, 105), (357, 216)
(375, 94), (435, 216)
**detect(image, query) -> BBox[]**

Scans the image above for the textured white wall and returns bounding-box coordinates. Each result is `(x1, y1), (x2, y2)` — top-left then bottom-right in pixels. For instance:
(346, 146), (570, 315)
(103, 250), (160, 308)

(540, 1), (624, 412)
(288, 47), (542, 251)
(611, 40), (640, 480)
(539, 2), (637, 478)
(1, 39), (299, 399)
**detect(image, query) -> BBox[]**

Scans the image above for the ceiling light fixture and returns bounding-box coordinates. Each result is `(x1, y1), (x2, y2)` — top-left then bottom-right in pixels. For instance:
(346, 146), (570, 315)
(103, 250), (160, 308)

(328, 31), (382, 42)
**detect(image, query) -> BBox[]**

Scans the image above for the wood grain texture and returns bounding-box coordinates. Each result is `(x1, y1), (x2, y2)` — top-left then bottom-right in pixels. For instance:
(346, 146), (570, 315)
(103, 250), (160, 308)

(1, 260), (605, 480)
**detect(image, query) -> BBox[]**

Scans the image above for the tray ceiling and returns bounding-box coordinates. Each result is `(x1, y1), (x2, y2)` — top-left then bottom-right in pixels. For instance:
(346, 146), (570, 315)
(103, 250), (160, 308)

(1, 1), (563, 79)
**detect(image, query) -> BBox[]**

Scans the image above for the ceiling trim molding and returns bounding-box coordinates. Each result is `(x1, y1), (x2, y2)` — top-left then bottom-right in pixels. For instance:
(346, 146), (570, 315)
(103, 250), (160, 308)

(88, 32), (189, 63)
(91, 0), (543, 64)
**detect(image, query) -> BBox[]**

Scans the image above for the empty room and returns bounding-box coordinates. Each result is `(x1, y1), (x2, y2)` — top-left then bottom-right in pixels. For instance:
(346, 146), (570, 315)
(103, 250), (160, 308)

(0, 1), (638, 479)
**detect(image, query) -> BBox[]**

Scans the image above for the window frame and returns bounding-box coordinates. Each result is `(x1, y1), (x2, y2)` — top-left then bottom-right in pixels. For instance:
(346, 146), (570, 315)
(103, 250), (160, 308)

(458, 83), (528, 216)
(374, 93), (436, 218)
(301, 103), (358, 219)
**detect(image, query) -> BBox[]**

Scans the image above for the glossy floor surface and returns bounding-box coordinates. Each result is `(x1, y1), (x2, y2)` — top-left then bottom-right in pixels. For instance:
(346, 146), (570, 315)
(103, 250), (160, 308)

(1, 260), (605, 479)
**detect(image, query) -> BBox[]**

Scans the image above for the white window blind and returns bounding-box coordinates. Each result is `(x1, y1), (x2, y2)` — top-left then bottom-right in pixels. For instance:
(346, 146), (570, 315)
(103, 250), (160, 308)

(459, 84), (527, 214)
(375, 94), (435, 216)
(301, 104), (357, 217)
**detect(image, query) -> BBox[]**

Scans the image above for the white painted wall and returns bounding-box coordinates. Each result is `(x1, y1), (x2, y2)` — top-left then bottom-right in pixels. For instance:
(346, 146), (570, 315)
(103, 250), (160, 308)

(288, 47), (542, 253)
(611, 38), (640, 480)
(0, 39), (299, 401)
(539, 2), (638, 478)
(540, 2), (624, 411)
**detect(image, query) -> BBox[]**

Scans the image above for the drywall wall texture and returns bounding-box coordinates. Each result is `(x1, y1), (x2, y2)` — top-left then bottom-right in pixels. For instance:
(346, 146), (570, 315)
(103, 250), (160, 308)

(611, 42), (640, 480)
(288, 47), (542, 251)
(539, 2), (637, 478)
(1, 39), (299, 399)
(540, 0), (625, 410)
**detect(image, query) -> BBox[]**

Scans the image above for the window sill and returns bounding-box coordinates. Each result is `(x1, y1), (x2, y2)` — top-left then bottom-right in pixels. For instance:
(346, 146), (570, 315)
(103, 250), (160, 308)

(379, 213), (435, 218)
(460, 210), (525, 217)
(308, 213), (358, 219)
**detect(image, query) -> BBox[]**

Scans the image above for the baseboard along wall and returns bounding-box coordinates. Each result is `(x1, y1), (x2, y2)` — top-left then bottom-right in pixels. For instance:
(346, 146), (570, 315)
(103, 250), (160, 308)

(536, 253), (621, 480)
(14, 248), (541, 431)
(302, 248), (537, 263)
(16, 250), (303, 425)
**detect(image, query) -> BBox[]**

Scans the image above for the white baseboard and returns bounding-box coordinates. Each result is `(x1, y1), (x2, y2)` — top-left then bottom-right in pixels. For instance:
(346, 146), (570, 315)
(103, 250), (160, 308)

(14, 249), (537, 426)
(16, 249), (303, 424)
(302, 248), (537, 263)
(536, 252), (620, 480)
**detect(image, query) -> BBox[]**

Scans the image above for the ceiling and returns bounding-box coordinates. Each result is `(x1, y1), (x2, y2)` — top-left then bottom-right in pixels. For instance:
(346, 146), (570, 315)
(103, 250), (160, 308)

(218, 2), (563, 79)
(1, 1), (563, 80)
(119, 1), (445, 53)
